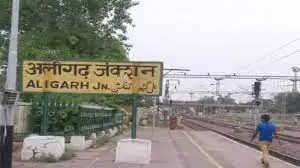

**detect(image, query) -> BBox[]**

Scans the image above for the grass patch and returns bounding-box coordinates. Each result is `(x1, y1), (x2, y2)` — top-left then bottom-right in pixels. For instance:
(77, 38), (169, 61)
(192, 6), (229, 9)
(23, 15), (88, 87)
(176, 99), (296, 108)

(31, 150), (76, 163)
(60, 150), (76, 161)
(37, 154), (58, 163)
(93, 135), (110, 148)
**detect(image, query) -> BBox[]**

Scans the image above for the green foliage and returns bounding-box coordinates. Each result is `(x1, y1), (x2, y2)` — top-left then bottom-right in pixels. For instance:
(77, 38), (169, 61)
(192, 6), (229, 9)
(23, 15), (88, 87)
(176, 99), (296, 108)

(0, 0), (139, 104)
(37, 155), (58, 163)
(19, 31), (130, 62)
(28, 95), (124, 139)
(94, 135), (110, 148)
(60, 150), (76, 161)
(1, 0), (138, 39)
(0, 0), (11, 31)
(29, 100), (81, 136)
(273, 92), (300, 113)
(0, 47), (7, 90)
(197, 96), (216, 104)
(217, 95), (236, 104)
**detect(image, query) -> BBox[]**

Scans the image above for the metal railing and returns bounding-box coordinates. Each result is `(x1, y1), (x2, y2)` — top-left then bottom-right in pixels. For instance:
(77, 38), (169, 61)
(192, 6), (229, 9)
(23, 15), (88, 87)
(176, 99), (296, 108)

(13, 102), (123, 142)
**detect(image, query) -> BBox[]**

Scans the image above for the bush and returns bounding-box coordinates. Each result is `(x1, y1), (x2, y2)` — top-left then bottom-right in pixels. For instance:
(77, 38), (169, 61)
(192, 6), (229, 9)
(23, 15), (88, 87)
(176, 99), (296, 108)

(93, 135), (110, 148)
(31, 150), (76, 163)
(28, 101), (80, 136)
(60, 150), (76, 161)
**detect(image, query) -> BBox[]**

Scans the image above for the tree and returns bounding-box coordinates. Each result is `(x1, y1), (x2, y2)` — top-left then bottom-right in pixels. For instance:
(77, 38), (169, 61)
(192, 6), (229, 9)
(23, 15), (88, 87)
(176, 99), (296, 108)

(0, 0), (138, 103)
(0, 0), (138, 61)
(197, 96), (216, 104)
(273, 92), (300, 114)
(197, 95), (237, 105)
(1, 0), (137, 38)
(217, 95), (236, 104)
(0, 0), (11, 31)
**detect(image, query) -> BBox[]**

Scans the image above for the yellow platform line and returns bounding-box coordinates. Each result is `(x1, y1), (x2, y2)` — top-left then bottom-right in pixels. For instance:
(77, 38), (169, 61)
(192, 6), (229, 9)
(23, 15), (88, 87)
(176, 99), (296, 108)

(182, 130), (224, 168)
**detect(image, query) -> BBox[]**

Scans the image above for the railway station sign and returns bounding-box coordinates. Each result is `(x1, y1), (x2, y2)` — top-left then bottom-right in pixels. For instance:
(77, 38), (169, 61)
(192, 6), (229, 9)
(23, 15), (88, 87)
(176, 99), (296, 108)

(23, 61), (163, 95)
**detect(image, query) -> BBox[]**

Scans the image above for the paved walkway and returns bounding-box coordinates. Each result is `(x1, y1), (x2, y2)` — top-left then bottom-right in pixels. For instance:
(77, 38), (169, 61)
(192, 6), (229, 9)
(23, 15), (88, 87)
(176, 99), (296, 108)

(13, 127), (300, 168)
(91, 128), (217, 168)
(13, 127), (217, 168)
(186, 129), (299, 168)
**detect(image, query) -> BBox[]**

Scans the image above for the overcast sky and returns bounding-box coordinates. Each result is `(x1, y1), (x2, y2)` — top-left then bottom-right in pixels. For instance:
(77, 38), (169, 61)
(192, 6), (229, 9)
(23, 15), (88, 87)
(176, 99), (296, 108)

(128, 0), (300, 101)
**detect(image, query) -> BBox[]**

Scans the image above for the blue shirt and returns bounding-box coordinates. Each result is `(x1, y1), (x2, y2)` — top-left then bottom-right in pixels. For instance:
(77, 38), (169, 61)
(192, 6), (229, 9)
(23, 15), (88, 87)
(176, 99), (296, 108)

(256, 122), (277, 143)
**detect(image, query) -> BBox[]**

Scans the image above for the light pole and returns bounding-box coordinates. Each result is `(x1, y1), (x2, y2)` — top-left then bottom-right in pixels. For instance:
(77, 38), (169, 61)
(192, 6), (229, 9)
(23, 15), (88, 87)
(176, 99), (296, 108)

(189, 92), (194, 101)
(165, 79), (180, 116)
(214, 77), (224, 97)
(212, 77), (223, 115)
(0, 0), (20, 167)
(291, 66), (300, 92)
(161, 68), (188, 125)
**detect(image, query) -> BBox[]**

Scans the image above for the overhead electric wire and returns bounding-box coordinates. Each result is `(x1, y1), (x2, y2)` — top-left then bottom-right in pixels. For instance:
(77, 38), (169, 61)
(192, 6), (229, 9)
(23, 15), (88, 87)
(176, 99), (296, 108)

(173, 39), (300, 102)
(270, 50), (300, 63)
(250, 50), (300, 75)
(236, 38), (300, 73)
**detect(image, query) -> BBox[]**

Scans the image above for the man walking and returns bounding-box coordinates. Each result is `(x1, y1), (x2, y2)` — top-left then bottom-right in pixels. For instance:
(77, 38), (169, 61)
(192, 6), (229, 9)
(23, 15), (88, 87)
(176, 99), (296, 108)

(251, 114), (281, 167)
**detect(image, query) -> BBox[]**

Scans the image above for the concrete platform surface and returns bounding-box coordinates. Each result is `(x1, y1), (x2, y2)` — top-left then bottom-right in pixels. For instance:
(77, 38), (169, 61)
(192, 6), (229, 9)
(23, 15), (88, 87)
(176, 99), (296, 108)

(13, 127), (218, 168)
(187, 129), (299, 168)
(91, 128), (218, 168)
(13, 127), (300, 168)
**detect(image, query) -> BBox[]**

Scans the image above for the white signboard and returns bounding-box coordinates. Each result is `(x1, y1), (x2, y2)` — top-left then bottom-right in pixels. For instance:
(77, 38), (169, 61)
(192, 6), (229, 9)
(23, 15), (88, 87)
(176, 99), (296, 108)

(115, 139), (152, 165)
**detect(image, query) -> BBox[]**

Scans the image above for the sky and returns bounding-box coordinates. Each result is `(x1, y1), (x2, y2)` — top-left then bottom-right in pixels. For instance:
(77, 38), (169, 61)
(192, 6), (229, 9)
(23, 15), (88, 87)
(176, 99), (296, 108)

(128, 0), (300, 101)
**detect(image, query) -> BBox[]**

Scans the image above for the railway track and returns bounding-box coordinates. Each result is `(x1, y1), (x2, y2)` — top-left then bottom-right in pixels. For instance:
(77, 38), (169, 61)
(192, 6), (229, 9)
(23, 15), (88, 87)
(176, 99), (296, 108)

(188, 116), (300, 144)
(182, 117), (300, 167)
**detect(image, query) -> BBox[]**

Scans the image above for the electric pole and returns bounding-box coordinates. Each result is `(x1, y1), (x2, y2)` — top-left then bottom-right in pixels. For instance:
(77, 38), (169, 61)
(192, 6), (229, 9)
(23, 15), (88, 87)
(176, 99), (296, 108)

(214, 77), (223, 115)
(189, 92), (194, 101)
(282, 92), (287, 121)
(0, 0), (20, 167)
(214, 77), (223, 96)
(291, 66), (300, 92)
(164, 79), (170, 103)
(253, 80), (262, 128)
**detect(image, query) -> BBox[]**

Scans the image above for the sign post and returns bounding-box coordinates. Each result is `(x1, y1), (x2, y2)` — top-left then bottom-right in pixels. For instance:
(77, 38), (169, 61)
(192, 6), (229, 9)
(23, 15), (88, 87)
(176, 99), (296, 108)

(23, 61), (163, 95)
(23, 61), (163, 139)
(131, 95), (137, 139)
(41, 93), (49, 135)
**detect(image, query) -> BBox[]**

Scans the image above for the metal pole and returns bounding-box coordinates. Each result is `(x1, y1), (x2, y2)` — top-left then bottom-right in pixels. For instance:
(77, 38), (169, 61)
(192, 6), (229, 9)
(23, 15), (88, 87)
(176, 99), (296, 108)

(255, 107), (259, 128)
(203, 104), (206, 118)
(131, 95), (137, 139)
(259, 94), (263, 114)
(157, 96), (160, 120)
(291, 66), (300, 92)
(295, 74), (298, 92)
(283, 92), (287, 121)
(216, 80), (220, 96)
(254, 97), (261, 128)
(0, 0), (20, 167)
(41, 93), (49, 135)
(5, 0), (19, 91)
(151, 96), (157, 137)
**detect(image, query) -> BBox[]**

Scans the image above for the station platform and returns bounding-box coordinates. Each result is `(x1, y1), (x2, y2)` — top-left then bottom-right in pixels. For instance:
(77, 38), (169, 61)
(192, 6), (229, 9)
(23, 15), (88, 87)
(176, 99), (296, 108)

(185, 129), (299, 168)
(13, 127), (299, 168)
(90, 127), (218, 168)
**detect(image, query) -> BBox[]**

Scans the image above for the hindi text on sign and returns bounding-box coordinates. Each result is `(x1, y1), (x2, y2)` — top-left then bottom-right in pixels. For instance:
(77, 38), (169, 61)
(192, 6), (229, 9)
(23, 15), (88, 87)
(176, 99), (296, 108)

(23, 61), (162, 95)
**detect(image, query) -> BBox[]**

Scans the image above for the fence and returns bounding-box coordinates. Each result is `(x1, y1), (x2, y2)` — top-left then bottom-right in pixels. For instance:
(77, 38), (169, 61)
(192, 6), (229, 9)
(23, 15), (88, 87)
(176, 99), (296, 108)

(13, 101), (124, 142)
(78, 104), (124, 137)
